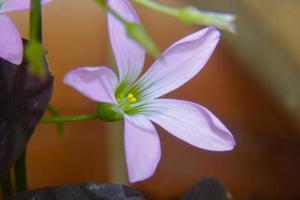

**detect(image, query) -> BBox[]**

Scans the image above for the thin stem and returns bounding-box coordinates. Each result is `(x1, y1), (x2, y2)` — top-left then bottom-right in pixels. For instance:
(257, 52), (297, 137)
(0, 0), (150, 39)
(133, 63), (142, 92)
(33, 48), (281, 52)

(30, 0), (42, 42)
(95, 0), (129, 25)
(47, 104), (64, 135)
(95, 0), (161, 57)
(27, 0), (46, 76)
(133, 0), (177, 17)
(14, 151), (27, 192)
(41, 113), (98, 123)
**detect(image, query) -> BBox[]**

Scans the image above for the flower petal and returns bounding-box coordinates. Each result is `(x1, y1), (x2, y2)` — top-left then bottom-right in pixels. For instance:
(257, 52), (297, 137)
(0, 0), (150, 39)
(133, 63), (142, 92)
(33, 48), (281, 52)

(0, 0), (52, 13)
(134, 27), (220, 100)
(144, 99), (235, 151)
(0, 15), (22, 65)
(63, 66), (118, 103)
(124, 115), (161, 183)
(107, 0), (145, 84)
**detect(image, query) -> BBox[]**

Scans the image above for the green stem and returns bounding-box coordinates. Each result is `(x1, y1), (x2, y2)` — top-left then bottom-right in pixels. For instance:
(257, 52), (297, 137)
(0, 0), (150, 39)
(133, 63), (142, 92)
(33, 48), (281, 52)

(47, 104), (60, 116)
(133, 0), (177, 17)
(95, 0), (160, 57)
(1, 173), (13, 198)
(41, 113), (98, 123)
(30, 0), (42, 42)
(95, 0), (129, 25)
(14, 151), (27, 192)
(27, 0), (46, 76)
(47, 104), (64, 135)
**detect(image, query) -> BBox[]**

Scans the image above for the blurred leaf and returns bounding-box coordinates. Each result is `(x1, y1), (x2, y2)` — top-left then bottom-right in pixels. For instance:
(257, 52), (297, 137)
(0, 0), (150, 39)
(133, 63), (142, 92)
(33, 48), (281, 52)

(6, 183), (145, 200)
(0, 40), (53, 183)
(178, 6), (236, 33)
(180, 176), (232, 200)
(125, 22), (160, 58)
(133, 0), (236, 33)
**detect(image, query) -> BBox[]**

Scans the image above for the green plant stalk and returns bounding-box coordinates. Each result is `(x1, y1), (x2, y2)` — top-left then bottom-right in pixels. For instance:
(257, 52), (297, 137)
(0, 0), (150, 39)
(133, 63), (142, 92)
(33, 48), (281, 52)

(47, 104), (64, 136)
(12, 0), (43, 194)
(41, 113), (99, 123)
(27, 0), (46, 76)
(95, 0), (160, 57)
(16, 0), (44, 185)
(95, 0), (127, 24)
(14, 151), (27, 192)
(133, 0), (177, 17)
(30, 0), (42, 42)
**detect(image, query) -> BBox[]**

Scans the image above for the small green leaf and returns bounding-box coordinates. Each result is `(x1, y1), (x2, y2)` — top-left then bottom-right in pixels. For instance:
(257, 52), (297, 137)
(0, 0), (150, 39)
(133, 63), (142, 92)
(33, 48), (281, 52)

(125, 22), (160, 58)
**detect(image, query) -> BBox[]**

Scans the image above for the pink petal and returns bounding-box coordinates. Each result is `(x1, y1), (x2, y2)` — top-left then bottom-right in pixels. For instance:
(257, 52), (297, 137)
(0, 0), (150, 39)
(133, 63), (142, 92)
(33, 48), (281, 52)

(0, 15), (22, 65)
(107, 0), (145, 84)
(124, 115), (161, 183)
(134, 27), (220, 100)
(145, 99), (235, 151)
(0, 0), (52, 13)
(63, 66), (118, 103)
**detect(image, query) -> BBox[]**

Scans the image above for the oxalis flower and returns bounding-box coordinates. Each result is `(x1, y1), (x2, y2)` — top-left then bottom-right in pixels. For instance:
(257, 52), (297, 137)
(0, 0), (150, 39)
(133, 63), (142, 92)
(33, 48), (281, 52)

(64, 0), (235, 183)
(0, 0), (52, 65)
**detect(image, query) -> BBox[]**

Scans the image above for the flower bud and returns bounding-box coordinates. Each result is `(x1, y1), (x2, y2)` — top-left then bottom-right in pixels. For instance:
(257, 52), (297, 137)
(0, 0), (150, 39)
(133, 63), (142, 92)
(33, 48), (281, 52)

(96, 103), (123, 122)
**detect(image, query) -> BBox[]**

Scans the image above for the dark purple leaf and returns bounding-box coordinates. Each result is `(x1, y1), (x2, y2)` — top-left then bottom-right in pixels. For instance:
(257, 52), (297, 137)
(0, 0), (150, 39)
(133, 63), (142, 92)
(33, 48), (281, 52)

(6, 183), (145, 200)
(180, 176), (232, 200)
(0, 41), (53, 182)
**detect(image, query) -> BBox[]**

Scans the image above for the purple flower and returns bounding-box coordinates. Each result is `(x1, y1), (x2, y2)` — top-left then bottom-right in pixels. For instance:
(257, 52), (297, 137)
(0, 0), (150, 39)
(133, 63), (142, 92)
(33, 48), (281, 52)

(0, 0), (52, 64)
(64, 0), (235, 183)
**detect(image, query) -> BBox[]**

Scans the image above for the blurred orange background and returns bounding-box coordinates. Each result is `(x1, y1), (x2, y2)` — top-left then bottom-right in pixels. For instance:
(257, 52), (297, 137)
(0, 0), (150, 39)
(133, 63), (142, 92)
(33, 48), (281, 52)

(7, 0), (300, 199)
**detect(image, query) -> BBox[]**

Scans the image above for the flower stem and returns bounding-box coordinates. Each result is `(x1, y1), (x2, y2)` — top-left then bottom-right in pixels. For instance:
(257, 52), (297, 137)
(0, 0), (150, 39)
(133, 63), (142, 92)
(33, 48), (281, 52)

(30, 0), (42, 42)
(95, 0), (160, 57)
(41, 113), (98, 123)
(133, 0), (177, 17)
(47, 104), (64, 136)
(14, 151), (27, 192)
(95, 0), (128, 24)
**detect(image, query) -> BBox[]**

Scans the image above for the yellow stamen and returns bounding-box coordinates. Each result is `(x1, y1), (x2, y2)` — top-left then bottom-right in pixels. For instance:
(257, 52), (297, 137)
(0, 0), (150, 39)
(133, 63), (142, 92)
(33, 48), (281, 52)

(127, 93), (134, 99)
(130, 97), (137, 103)
(127, 93), (137, 103)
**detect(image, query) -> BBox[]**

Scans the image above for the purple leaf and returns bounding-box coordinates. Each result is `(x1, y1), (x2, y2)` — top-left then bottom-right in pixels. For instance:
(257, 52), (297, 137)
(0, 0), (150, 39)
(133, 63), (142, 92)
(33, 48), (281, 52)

(0, 40), (53, 182)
